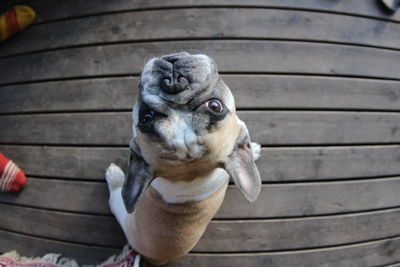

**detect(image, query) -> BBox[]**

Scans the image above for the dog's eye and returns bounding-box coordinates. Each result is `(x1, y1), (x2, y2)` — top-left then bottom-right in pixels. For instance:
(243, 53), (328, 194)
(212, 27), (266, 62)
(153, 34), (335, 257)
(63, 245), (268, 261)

(205, 99), (223, 113)
(139, 110), (155, 123)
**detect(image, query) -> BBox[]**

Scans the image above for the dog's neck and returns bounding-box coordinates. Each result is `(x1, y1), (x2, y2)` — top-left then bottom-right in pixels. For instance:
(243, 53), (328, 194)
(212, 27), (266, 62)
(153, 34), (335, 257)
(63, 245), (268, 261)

(150, 168), (230, 203)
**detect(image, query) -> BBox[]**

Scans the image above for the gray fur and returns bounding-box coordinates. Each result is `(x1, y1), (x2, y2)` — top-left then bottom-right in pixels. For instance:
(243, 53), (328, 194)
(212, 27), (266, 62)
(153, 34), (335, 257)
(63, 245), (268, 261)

(140, 53), (218, 105)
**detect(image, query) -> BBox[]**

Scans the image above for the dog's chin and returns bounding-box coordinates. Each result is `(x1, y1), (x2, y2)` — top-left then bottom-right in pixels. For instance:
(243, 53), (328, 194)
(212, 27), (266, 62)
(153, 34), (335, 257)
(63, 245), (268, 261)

(153, 158), (222, 182)
(143, 143), (226, 181)
(159, 153), (199, 162)
(155, 145), (208, 163)
(139, 134), (208, 161)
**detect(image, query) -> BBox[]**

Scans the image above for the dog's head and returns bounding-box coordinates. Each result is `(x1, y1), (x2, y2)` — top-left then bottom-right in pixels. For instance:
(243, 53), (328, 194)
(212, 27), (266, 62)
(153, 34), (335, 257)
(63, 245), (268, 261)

(123, 52), (261, 213)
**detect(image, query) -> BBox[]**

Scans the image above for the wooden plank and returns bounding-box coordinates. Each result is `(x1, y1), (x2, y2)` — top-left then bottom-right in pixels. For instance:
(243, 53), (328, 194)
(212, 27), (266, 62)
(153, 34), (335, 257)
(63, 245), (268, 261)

(169, 236), (400, 267)
(197, 208), (400, 252)
(2, 8), (400, 57)
(0, 146), (128, 180)
(0, 113), (132, 145)
(240, 111), (400, 145)
(0, 178), (111, 215)
(218, 177), (400, 218)
(2, 145), (400, 181)
(0, 229), (119, 265)
(1, 41), (399, 85)
(2, 76), (400, 114)
(1, 177), (399, 217)
(1, 228), (399, 267)
(0, 77), (136, 114)
(259, 145), (400, 181)
(2, 111), (400, 145)
(2, 0), (398, 23)
(0, 203), (126, 247)
(1, 203), (399, 251)
(1, 231), (399, 267)
(226, 75), (400, 111)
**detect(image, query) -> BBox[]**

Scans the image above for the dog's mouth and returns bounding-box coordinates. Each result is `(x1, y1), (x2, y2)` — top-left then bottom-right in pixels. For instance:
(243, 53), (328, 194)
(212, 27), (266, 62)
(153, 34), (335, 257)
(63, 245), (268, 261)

(159, 153), (199, 162)
(152, 132), (207, 161)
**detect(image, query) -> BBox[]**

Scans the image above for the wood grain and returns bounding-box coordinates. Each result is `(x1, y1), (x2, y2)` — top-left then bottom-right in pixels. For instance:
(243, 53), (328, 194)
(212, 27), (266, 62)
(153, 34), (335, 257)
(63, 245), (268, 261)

(218, 177), (400, 218)
(0, 229), (119, 265)
(259, 145), (400, 181)
(0, 178), (111, 215)
(0, 77), (137, 114)
(1, 0), (398, 23)
(1, 229), (399, 267)
(1, 41), (399, 85)
(168, 236), (400, 267)
(0, 113), (132, 145)
(225, 75), (400, 111)
(1, 8), (399, 57)
(0, 145), (128, 180)
(1, 177), (399, 218)
(0, 203), (125, 246)
(2, 76), (400, 114)
(241, 111), (400, 145)
(197, 208), (400, 252)
(0, 1), (398, 264)
(1, 203), (399, 251)
(2, 111), (400, 145)
(1, 145), (400, 181)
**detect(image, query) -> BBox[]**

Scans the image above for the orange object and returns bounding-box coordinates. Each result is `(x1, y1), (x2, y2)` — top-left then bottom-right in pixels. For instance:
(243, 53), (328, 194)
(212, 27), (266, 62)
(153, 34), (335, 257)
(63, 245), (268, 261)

(0, 5), (36, 41)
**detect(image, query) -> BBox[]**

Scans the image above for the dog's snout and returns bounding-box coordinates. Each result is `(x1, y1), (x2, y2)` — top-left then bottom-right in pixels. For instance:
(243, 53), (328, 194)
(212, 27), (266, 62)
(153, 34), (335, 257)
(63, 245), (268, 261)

(176, 76), (189, 91)
(141, 52), (217, 104)
(160, 76), (189, 94)
(160, 78), (173, 93)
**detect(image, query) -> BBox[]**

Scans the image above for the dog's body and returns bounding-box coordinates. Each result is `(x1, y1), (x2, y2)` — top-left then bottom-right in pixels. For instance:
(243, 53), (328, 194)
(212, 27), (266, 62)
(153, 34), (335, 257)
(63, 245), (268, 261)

(106, 52), (261, 264)
(107, 166), (230, 264)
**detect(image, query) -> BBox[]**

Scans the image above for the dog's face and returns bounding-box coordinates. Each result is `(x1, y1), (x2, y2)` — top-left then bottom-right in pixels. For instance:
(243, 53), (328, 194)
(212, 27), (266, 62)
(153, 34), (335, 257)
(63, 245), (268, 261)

(134, 53), (240, 178)
(123, 52), (261, 213)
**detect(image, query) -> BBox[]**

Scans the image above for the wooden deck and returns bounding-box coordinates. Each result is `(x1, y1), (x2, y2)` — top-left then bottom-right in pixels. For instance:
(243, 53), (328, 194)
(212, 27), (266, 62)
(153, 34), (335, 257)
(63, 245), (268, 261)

(1, 0), (400, 266)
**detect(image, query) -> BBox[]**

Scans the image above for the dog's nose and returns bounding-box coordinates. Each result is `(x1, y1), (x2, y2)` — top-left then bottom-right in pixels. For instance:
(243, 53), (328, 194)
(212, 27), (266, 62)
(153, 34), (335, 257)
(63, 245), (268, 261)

(141, 52), (217, 105)
(155, 54), (191, 95)
(160, 75), (189, 94)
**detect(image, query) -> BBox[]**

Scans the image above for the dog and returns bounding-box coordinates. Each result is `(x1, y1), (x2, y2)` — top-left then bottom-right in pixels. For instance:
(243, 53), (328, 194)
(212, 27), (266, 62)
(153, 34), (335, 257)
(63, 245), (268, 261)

(106, 52), (261, 265)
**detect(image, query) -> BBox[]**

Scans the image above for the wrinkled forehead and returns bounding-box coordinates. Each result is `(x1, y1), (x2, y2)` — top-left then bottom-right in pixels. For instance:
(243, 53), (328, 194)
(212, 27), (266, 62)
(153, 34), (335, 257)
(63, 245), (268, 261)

(138, 52), (234, 110)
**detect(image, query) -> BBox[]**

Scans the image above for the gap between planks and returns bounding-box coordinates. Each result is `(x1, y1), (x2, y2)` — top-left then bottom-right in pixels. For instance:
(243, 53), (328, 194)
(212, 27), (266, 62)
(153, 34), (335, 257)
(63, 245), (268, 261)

(22, 172), (400, 185)
(2, 178), (400, 220)
(3, 107), (400, 116)
(22, 5), (400, 26)
(2, 72), (400, 88)
(1, 225), (400, 255)
(188, 234), (400, 255)
(1, 37), (400, 60)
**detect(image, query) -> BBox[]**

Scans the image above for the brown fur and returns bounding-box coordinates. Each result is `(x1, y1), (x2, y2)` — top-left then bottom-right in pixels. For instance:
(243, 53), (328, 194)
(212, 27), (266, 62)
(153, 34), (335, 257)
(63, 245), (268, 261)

(125, 181), (229, 264)
(136, 112), (241, 182)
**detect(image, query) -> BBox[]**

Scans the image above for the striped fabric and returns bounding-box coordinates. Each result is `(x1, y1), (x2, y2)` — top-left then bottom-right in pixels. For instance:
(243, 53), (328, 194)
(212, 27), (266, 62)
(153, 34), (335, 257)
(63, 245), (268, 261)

(0, 153), (26, 192)
(0, 160), (20, 191)
(0, 5), (36, 41)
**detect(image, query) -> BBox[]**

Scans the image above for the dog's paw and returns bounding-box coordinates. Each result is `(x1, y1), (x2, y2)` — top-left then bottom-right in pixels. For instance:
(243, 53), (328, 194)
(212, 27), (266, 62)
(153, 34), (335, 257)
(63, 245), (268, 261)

(251, 142), (261, 161)
(106, 163), (125, 191)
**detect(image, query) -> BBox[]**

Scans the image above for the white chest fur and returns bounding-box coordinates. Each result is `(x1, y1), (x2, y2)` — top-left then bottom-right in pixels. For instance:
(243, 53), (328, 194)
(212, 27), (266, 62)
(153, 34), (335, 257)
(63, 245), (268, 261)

(150, 168), (230, 203)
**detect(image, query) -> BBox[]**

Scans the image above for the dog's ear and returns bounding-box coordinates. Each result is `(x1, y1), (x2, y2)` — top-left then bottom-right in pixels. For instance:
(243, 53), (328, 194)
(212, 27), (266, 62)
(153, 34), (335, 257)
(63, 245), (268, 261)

(122, 140), (154, 213)
(224, 124), (261, 203)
